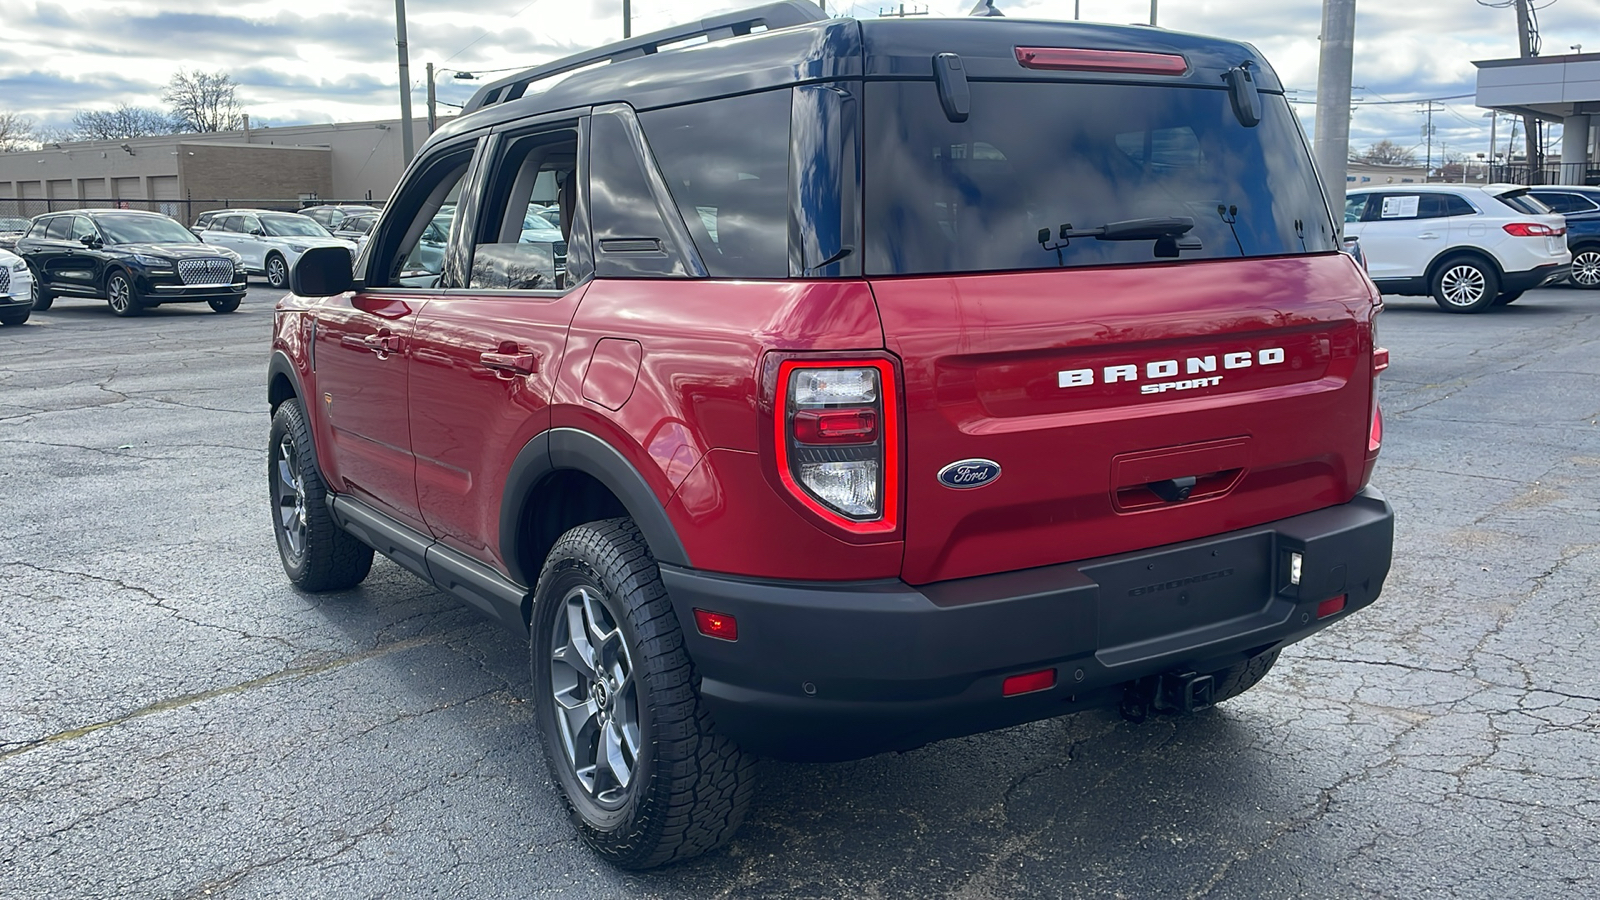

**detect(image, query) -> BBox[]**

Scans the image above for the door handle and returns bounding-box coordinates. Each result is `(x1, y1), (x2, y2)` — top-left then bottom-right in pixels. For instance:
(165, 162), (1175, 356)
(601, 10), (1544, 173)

(480, 348), (539, 376)
(1417, 232), (1440, 239)
(359, 331), (401, 357)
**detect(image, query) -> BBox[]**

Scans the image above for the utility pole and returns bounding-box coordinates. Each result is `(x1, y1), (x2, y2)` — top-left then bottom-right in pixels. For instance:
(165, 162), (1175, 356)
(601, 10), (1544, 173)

(1313, 0), (1357, 231)
(1419, 100), (1440, 181)
(624, 0), (631, 38)
(1150, 1), (1158, 26)
(426, 63), (437, 134)
(394, 0), (414, 164)
(879, 4), (928, 15)
(1513, 0), (1541, 181)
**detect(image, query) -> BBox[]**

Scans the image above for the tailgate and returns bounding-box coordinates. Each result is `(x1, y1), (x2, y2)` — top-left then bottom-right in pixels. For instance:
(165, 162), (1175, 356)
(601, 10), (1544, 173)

(874, 254), (1377, 585)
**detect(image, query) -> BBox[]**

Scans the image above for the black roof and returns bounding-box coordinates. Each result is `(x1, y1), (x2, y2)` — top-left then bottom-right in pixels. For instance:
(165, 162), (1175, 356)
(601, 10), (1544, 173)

(425, 6), (1280, 154)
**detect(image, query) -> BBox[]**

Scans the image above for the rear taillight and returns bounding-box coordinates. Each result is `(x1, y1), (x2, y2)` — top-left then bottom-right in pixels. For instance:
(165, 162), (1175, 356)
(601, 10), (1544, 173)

(1361, 312), (1385, 487)
(774, 360), (900, 535)
(1502, 222), (1564, 237)
(1014, 46), (1189, 75)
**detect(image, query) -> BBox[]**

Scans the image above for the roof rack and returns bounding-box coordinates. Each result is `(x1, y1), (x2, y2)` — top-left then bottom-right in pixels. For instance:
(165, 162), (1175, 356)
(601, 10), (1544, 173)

(462, 1), (829, 114)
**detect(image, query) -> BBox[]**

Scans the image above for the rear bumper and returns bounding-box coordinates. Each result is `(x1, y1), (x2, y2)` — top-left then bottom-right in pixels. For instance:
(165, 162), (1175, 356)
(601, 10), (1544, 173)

(1502, 263), (1569, 293)
(663, 487), (1394, 761)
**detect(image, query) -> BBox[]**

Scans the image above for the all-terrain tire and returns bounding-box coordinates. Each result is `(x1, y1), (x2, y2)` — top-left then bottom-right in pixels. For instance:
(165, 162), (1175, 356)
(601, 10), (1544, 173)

(268, 398), (373, 591)
(531, 518), (756, 870)
(1209, 649), (1282, 704)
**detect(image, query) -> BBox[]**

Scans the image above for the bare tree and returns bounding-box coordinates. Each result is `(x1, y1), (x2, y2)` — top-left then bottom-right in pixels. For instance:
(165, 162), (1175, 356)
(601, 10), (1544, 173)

(71, 104), (180, 141)
(0, 112), (39, 152)
(1360, 140), (1419, 166)
(164, 69), (245, 133)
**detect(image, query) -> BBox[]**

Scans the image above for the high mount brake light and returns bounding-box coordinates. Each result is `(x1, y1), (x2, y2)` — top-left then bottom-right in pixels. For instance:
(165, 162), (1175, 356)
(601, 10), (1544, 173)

(1015, 47), (1189, 76)
(774, 360), (900, 535)
(1502, 222), (1563, 237)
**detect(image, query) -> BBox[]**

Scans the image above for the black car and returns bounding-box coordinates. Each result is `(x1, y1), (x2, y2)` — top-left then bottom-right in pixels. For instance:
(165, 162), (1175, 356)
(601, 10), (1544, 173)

(17, 210), (247, 316)
(1526, 186), (1600, 289)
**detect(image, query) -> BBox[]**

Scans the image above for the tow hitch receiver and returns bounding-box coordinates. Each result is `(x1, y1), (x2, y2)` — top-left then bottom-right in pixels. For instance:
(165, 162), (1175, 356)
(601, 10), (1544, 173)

(1120, 671), (1216, 722)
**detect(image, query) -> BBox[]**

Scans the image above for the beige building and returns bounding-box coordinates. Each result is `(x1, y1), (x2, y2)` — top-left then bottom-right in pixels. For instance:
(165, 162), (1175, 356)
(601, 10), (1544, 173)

(0, 117), (436, 221)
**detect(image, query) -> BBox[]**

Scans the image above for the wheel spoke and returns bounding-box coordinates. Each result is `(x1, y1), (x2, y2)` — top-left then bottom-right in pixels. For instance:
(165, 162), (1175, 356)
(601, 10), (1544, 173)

(551, 641), (595, 680)
(602, 718), (634, 789)
(582, 588), (617, 653)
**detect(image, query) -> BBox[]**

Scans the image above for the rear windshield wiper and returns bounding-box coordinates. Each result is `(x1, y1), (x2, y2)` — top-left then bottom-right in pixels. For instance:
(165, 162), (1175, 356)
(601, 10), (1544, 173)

(1039, 216), (1198, 260)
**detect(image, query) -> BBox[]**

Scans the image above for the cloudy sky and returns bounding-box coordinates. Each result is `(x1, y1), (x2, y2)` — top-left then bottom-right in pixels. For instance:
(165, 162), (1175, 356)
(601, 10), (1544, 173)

(4, 0), (1599, 159)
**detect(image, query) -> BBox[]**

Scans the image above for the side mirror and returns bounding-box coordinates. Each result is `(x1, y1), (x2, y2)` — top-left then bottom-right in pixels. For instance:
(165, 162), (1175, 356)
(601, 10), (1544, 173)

(250, 227), (265, 237)
(290, 245), (355, 296)
(79, 235), (100, 248)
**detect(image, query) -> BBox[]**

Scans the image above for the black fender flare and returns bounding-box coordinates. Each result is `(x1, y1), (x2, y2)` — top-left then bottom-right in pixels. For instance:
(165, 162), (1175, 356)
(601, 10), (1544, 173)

(499, 427), (690, 585)
(267, 349), (305, 411)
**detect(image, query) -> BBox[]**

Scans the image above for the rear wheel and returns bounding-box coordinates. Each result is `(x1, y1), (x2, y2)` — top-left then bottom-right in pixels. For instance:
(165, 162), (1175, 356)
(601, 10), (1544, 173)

(208, 296), (241, 313)
(1492, 290), (1524, 306)
(265, 253), (290, 289)
(31, 281), (53, 311)
(105, 271), (143, 317)
(1431, 256), (1499, 313)
(1571, 247), (1600, 289)
(532, 518), (756, 869)
(268, 398), (373, 591)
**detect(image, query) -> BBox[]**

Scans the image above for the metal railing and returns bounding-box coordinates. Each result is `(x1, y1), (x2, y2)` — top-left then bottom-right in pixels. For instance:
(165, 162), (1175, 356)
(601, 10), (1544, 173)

(1488, 162), (1600, 186)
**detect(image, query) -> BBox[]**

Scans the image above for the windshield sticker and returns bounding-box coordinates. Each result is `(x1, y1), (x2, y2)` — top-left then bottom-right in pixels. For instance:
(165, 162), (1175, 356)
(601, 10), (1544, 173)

(1380, 196), (1419, 219)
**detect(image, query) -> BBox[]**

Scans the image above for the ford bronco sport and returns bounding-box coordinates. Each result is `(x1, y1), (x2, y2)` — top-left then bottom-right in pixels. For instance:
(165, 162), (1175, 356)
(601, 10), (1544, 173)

(269, 2), (1394, 869)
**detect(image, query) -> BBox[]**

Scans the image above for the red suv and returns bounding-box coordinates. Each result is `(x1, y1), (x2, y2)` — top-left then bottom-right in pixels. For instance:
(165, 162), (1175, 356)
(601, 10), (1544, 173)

(269, 2), (1393, 869)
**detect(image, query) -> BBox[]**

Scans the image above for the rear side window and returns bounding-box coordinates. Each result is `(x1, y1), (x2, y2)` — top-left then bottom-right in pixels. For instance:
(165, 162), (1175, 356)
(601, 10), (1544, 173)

(1497, 190), (1553, 215)
(44, 217), (72, 240)
(864, 81), (1337, 276)
(1533, 192), (1598, 214)
(640, 91), (791, 278)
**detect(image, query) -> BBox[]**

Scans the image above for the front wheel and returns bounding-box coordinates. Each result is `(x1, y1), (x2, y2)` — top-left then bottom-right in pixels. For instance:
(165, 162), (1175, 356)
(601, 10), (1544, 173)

(208, 296), (241, 313)
(30, 281), (53, 311)
(0, 308), (29, 326)
(1431, 256), (1500, 313)
(532, 518), (756, 870)
(268, 398), (373, 591)
(265, 253), (290, 289)
(1570, 247), (1600, 289)
(105, 271), (143, 317)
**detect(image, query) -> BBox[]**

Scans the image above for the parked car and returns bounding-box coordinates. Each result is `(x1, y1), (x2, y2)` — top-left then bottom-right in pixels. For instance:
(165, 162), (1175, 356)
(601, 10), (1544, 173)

(197, 209), (355, 289)
(331, 211), (379, 242)
(270, 4), (1393, 868)
(1525, 185), (1600, 289)
(1344, 183), (1571, 312)
(301, 204), (379, 231)
(0, 247), (33, 326)
(17, 210), (246, 316)
(0, 216), (30, 251)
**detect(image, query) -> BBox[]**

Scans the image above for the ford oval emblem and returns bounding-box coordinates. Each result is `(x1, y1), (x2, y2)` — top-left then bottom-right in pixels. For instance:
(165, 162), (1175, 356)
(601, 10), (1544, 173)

(937, 459), (1001, 490)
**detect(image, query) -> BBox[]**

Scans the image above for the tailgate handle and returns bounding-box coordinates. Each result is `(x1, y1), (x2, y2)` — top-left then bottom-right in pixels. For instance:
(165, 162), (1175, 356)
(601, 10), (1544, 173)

(1148, 476), (1197, 503)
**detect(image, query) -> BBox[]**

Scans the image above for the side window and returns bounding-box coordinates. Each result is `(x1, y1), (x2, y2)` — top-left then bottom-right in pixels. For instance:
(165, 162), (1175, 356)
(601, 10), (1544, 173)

(371, 147), (475, 289)
(1443, 195), (1478, 217)
(639, 90), (791, 278)
(218, 215), (242, 233)
(1344, 194), (1369, 223)
(589, 109), (694, 278)
(70, 216), (97, 241)
(1535, 192), (1596, 214)
(241, 215), (262, 235)
(470, 128), (579, 292)
(45, 217), (72, 240)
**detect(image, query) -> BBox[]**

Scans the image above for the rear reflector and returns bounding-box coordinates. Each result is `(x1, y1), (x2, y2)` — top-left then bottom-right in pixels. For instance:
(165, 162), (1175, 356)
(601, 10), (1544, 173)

(1002, 668), (1057, 696)
(693, 608), (738, 641)
(1372, 347), (1389, 374)
(1015, 47), (1189, 75)
(1316, 595), (1348, 619)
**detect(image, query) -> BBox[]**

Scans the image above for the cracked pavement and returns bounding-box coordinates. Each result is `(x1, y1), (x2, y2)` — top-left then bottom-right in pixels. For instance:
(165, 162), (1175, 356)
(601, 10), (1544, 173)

(2, 288), (1597, 898)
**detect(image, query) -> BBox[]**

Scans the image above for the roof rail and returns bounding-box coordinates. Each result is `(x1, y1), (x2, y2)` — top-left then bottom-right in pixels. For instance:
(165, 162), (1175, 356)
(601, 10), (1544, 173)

(462, 1), (829, 114)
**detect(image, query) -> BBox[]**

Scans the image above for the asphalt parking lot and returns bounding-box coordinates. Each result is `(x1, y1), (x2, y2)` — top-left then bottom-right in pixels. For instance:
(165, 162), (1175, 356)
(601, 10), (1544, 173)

(2, 285), (1597, 899)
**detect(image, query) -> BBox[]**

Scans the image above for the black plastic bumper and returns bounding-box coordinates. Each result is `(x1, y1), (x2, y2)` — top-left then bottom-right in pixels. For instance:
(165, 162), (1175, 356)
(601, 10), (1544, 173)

(662, 487), (1394, 761)
(1502, 263), (1570, 293)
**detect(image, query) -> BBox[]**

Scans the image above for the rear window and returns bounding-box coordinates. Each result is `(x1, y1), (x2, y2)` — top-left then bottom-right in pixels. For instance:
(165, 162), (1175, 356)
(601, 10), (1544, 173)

(864, 81), (1336, 276)
(1497, 189), (1553, 215)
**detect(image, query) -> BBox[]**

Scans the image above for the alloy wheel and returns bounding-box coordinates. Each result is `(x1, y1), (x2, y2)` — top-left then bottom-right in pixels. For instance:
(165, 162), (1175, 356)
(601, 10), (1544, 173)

(107, 275), (133, 314)
(1439, 264), (1487, 307)
(1572, 250), (1600, 288)
(548, 584), (642, 809)
(272, 432), (308, 561)
(267, 256), (288, 289)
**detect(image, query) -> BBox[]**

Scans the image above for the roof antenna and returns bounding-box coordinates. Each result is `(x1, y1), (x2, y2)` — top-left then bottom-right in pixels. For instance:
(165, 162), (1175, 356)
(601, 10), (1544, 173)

(969, 0), (1004, 16)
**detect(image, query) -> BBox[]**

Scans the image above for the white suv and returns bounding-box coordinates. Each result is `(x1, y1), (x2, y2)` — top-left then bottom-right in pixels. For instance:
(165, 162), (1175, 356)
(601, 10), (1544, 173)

(197, 210), (356, 289)
(1344, 184), (1570, 313)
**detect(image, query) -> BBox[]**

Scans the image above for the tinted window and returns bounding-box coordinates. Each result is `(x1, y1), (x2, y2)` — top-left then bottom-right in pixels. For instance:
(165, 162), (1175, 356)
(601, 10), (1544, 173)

(218, 215), (243, 233)
(1532, 192), (1598, 214)
(471, 128), (578, 291)
(864, 82), (1336, 275)
(1344, 194), (1369, 223)
(262, 214), (329, 237)
(96, 215), (201, 244)
(1497, 190), (1553, 215)
(1365, 194), (1422, 221)
(70, 216), (96, 241)
(589, 111), (691, 278)
(44, 217), (72, 240)
(640, 90), (790, 278)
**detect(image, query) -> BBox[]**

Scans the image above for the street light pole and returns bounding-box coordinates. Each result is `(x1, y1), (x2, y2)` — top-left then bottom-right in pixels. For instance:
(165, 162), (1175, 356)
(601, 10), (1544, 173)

(624, 0), (631, 38)
(1150, 1), (1158, 25)
(426, 63), (437, 134)
(395, 0), (415, 164)
(1314, 0), (1357, 230)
